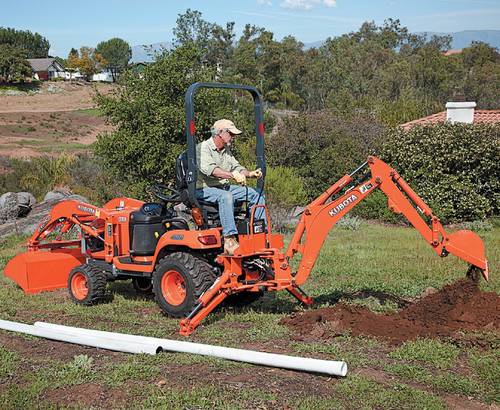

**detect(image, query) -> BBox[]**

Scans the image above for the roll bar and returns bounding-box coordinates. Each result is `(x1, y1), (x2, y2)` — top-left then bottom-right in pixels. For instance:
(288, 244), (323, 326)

(184, 82), (266, 208)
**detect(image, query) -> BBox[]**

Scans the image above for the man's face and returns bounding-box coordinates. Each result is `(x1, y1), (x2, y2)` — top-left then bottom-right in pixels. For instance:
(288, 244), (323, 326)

(220, 129), (235, 147)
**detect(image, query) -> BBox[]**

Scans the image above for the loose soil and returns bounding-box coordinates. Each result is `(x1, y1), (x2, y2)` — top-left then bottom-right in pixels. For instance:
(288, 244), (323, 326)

(282, 279), (500, 344)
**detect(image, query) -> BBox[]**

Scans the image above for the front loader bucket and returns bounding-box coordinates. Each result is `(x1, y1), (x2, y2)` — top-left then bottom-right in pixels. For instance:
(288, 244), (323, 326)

(4, 248), (86, 294)
(445, 230), (489, 280)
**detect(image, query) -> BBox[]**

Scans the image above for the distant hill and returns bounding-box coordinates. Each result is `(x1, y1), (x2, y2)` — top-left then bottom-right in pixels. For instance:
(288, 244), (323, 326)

(420, 30), (500, 50)
(304, 30), (500, 50)
(131, 30), (500, 62)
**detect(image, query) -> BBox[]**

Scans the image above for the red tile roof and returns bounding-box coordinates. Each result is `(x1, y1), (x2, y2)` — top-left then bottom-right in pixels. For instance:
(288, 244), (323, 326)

(400, 110), (500, 130)
(443, 49), (463, 56)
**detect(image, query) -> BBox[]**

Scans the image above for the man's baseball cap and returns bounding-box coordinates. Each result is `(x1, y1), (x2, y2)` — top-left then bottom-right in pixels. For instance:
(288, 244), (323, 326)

(212, 119), (242, 135)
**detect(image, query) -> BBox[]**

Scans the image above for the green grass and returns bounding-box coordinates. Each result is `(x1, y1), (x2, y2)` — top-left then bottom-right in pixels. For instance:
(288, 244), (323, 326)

(389, 338), (460, 369)
(39, 142), (89, 153)
(326, 375), (447, 410)
(103, 354), (160, 387)
(0, 346), (19, 379)
(385, 363), (481, 397)
(0, 225), (497, 408)
(0, 82), (41, 93)
(73, 108), (102, 117)
(468, 348), (500, 402)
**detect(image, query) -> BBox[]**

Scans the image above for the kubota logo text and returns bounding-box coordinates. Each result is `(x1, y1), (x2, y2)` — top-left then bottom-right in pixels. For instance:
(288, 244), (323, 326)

(329, 194), (358, 216)
(77, 205), (96, 214)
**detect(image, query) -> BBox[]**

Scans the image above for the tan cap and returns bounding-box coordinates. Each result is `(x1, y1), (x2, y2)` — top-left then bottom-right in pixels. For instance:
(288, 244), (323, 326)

(212, 119), (242, 135)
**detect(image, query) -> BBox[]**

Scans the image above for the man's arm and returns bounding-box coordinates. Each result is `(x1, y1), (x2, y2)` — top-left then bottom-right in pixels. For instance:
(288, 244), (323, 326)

(211, 167), (234, 179)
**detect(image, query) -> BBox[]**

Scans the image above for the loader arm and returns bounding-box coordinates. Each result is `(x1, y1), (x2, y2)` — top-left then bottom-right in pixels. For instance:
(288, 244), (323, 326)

(287, 156), (489, 285)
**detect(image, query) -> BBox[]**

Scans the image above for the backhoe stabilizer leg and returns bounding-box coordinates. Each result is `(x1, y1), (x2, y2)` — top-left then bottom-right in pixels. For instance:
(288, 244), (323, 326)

(287, 286), (314, 306)
(179, 270), (232, 336)
(179, 291), (228, 336)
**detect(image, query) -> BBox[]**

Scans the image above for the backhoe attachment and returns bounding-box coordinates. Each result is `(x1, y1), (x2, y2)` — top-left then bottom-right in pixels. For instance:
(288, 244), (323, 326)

(287, 156), (489, 284)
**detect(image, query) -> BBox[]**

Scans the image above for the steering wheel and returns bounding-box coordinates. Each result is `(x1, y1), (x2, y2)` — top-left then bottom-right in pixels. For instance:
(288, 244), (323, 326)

(151, 184), (180, 203)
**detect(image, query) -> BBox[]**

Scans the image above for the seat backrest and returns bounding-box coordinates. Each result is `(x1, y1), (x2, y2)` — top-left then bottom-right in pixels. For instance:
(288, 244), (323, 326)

(175, 151), (188, 191)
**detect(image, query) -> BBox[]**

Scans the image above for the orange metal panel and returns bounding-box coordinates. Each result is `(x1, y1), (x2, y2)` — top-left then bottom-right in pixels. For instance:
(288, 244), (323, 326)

(4, 248), (85, 294)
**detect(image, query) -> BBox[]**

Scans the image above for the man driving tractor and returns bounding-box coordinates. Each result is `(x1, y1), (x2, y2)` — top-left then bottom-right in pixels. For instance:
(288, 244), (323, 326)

(196, 119), (264, 255)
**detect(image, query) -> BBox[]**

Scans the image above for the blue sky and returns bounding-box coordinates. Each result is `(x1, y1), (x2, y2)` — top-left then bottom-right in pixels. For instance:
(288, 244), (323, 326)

(4, 0), (500, 57)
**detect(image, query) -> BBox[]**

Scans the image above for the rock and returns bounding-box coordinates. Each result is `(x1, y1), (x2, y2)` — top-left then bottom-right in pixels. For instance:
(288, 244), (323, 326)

(0, 193), (88, 239)
(0, 192), (14, 208)
(44, 191), (68, 202)
(0, 193), (19, 223)
(0, 192), (36, 219)
(17, 192), (36, 208)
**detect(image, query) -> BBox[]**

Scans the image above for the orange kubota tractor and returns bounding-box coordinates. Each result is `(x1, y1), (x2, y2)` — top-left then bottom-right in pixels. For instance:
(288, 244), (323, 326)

(4, 83), (489, 336)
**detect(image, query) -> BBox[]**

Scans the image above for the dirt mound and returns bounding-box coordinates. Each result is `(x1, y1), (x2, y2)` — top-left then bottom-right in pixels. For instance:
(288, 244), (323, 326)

(281, 279), (499, 344)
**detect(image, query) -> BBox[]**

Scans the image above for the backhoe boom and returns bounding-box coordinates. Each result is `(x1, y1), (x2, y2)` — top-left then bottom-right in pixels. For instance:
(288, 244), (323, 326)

(287, 156), (489, 285)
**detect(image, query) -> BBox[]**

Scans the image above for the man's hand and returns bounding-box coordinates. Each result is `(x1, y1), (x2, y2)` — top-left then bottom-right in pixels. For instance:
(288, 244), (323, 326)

(231, 170), (247, 185)
(248, 168), (262, 179)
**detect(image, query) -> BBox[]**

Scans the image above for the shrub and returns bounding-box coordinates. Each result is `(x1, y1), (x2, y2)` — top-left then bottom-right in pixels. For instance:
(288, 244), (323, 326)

(0, 154), (76, 201)
(267, 110), (386, 200)
(264, 166), (307, 232)
(68, 153), (125, 205)
(336, 214), (363, 230)
(351, 189), (407, 224)
(382, 123), (499, 223)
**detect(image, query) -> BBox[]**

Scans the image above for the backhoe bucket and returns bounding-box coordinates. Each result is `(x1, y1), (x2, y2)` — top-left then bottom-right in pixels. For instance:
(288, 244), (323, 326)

(445, 230), (489, 280)
(4, 248), (85, 294)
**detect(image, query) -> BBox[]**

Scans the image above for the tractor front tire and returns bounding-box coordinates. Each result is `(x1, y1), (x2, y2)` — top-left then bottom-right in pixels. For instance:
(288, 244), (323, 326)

(68, 263), (107, 306)
(153, 252), (216, 318)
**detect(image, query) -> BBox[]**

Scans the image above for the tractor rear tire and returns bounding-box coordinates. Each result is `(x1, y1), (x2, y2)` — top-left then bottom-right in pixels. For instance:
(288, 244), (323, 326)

(68, 263), (107, 306)
(153, 252), (216, 318)
(132, 277), (153, 294)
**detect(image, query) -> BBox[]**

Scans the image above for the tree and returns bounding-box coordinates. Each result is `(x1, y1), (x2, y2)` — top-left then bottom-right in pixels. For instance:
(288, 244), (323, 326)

(95, 38), (132, 81)
(173, 9), (214, 51)
(66, 47), (108, 80)
(0, 27), (50, 58)
(0, 44), (32, 82)
(94, 45), (215, 196)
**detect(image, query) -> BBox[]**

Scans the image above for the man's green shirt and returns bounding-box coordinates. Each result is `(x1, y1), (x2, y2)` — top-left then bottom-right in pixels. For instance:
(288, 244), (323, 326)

(196, 138), (245, 188)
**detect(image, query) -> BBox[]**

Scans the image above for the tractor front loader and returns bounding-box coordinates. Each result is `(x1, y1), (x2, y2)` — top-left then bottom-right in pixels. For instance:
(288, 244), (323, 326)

(3, 82), (489, 336)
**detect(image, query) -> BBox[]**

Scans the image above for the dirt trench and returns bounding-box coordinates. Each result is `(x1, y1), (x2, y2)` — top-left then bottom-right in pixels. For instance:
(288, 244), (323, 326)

(281, 279), (499, 345)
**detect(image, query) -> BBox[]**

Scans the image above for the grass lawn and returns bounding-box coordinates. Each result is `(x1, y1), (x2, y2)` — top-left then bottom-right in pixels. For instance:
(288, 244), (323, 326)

(0, 223), (498, 409)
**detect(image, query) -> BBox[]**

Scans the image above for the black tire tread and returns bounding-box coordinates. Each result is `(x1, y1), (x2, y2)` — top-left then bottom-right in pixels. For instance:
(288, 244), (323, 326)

(153, 252), (216, 318)
(68, 263), (107, 306)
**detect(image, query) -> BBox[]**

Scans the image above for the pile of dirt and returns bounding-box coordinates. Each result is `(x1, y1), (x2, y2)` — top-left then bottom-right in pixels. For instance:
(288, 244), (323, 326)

(281, 279), (499, 344)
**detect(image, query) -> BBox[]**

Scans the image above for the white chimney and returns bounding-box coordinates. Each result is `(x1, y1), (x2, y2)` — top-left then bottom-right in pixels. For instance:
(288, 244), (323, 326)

(445, 102), (476, 124)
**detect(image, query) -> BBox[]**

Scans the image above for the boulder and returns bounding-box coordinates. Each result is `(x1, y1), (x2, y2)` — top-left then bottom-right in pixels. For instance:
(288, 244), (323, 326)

(43, 191), (68, 202)
(0, 192), (37, 220)
(17, 192), (36, 208)
(0, 194), (89, 239)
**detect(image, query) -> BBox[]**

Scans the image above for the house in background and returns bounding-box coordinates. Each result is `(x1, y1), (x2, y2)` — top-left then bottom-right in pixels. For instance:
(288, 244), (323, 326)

(401, 102), (500, 130)
(27, 58), (65, 80)
(91, 69), (113, 82)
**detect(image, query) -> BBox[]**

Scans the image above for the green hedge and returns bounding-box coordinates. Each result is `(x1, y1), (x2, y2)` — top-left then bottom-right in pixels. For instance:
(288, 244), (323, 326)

(381, 123), (499, 223)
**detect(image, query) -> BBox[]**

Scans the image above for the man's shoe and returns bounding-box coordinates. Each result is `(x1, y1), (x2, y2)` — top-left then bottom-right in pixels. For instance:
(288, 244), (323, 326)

(223, 236), (239, 256)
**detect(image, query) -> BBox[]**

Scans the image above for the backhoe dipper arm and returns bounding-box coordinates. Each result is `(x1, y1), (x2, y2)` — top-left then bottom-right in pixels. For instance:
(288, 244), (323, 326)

(287, 156), (489, 286)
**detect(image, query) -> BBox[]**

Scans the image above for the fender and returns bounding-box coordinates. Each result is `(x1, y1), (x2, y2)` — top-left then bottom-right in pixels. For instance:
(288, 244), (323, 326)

(153, 228), (222, 260)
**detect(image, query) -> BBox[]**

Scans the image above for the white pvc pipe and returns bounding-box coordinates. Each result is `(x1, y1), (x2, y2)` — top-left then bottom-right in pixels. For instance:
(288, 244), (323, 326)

(0, 319), (157, 355)
(35, 321), (347, 377)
